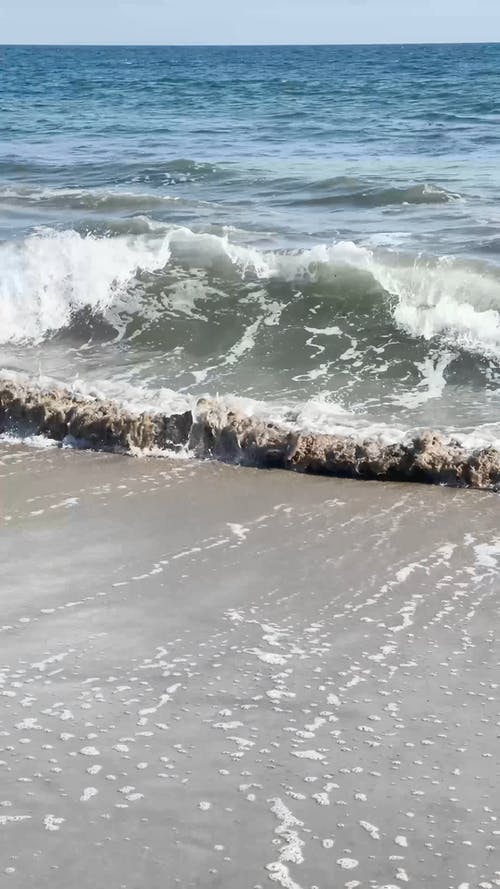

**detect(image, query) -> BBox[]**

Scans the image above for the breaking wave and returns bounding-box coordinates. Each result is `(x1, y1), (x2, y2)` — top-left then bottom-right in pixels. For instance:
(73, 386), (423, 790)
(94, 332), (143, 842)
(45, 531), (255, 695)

(1, 225), (499, 360)
(0, 376), (499, 490)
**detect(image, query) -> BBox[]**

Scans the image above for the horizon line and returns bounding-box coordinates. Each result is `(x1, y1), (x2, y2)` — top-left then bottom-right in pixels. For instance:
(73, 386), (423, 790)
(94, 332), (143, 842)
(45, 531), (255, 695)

(1, 40), (500, 48)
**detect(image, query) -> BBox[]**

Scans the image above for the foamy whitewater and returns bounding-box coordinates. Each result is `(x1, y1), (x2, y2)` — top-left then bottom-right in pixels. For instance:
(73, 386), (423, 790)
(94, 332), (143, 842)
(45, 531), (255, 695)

(1, 44), (500, 464)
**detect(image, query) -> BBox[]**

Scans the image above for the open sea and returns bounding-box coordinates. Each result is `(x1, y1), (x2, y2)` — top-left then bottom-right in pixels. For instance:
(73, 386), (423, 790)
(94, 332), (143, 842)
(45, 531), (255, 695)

(1, 43), (500, 450)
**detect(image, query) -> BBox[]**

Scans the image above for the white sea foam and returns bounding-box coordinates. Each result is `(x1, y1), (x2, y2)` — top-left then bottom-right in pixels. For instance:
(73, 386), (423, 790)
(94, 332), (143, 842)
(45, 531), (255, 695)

(0, 227), (172, 343)
(388, 265), (500, 357)
(266, 798), (305, 889)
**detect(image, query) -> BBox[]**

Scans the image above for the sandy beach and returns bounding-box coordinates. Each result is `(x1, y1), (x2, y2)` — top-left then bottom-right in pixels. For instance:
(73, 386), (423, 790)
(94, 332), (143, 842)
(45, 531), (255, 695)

(1, 443), (499, 888)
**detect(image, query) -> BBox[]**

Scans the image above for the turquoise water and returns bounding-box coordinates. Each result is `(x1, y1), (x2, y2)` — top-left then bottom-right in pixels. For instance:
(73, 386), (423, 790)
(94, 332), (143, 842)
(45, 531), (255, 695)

(1, 44), (500, 444)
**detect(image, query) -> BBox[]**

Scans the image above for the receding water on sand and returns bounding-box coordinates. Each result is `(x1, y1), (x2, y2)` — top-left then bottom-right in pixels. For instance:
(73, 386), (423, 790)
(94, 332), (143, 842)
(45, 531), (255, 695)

(1, 445), (499, 887)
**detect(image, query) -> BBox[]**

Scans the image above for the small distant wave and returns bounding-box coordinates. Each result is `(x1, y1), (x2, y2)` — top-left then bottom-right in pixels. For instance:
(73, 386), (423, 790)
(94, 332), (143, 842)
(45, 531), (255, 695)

(0, 378), (498, 491)
(125, 158), (223, 186)
(0, 183), (210, 214)
(0, 157), (223, 187)
(0, 226), (499, 363)
(283, 182), (462, 209)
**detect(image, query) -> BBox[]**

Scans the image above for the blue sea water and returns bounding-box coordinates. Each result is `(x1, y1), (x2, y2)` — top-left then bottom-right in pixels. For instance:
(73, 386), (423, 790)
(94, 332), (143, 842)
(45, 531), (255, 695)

(1, 44), (500, 445)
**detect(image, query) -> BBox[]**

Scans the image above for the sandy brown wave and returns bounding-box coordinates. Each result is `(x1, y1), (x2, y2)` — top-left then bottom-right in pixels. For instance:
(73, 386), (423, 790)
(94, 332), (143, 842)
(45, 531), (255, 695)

(1, 378), (499, 491)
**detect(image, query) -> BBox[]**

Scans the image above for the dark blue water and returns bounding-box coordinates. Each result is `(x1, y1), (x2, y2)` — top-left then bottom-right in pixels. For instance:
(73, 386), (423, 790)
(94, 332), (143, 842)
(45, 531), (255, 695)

(1, 44), (500, 445)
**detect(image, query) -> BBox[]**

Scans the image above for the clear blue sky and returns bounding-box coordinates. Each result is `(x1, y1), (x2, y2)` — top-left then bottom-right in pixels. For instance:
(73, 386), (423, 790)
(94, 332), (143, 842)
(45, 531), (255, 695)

(1, 0), (499, 45)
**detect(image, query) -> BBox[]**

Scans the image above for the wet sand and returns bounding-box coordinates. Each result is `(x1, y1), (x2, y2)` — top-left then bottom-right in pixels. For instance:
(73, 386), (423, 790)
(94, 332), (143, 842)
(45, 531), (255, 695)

(0, 443), (499, 888)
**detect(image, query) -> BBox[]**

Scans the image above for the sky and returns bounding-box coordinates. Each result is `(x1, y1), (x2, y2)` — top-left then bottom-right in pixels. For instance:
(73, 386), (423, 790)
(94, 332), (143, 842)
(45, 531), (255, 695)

(1, 0), (499, 46)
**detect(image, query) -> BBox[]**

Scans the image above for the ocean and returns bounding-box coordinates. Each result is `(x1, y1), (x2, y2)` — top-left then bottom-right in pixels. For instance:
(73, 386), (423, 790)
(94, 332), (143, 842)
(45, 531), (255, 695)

(1, 43), (500, 456)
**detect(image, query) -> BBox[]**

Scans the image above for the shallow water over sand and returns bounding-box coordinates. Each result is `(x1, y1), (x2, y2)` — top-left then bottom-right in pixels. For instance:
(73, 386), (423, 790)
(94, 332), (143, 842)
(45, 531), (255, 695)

(1, 445), (499, 887)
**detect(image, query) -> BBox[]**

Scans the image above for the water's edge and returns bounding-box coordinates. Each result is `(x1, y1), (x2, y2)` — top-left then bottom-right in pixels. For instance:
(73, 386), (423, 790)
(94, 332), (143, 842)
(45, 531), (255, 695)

(1, 378), (498, 491)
